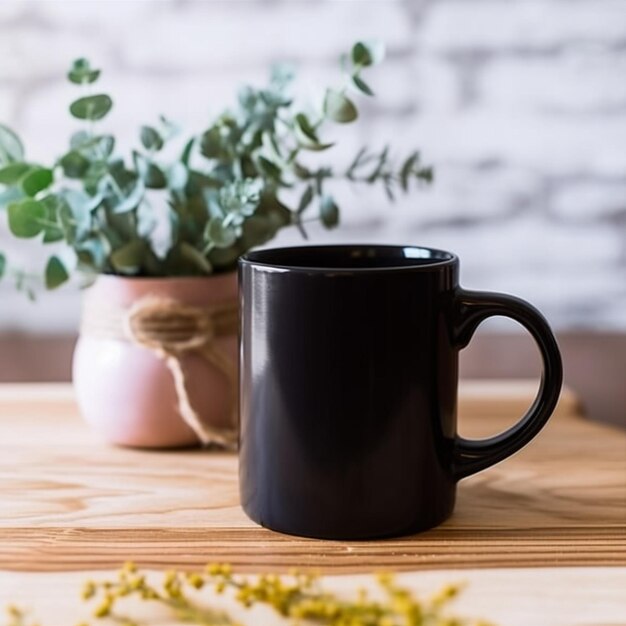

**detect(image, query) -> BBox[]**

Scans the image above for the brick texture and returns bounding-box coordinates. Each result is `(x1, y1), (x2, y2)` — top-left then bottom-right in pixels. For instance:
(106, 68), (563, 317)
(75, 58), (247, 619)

(0, 0), (625, 332)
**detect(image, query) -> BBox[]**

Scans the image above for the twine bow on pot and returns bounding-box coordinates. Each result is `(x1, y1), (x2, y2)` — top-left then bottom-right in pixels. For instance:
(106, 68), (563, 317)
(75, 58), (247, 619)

(125, 297), (239, 449)
(81, 295), (239, 449)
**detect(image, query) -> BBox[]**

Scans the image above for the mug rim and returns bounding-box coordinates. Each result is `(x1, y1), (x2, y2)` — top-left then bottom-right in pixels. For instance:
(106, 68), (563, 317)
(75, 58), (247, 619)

(239, 244), (458, 273)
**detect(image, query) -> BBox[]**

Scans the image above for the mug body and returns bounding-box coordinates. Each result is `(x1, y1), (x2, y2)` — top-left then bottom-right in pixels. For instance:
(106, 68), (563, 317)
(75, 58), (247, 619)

(239, 245), (460, 539)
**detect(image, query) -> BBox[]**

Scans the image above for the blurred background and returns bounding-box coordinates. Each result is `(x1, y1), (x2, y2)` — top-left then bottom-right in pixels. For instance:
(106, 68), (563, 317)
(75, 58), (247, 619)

(0, 0), (624, 425)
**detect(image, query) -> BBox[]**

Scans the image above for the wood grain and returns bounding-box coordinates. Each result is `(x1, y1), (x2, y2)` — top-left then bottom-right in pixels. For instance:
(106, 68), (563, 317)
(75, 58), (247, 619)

(0, 382), (624, 574)
(2, 527), (624, 573)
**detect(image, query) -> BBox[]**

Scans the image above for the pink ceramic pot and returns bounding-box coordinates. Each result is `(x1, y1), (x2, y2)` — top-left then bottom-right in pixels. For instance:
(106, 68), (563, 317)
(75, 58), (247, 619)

(72, 273), (238, 448)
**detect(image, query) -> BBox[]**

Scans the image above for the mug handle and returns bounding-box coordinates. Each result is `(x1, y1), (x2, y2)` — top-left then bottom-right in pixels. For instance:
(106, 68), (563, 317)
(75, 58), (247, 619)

(452, 289), (563, 480)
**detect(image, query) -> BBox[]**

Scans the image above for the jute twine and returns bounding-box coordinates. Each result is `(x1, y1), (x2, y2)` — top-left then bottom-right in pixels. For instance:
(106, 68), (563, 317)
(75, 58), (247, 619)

(80, 295), (239, 449)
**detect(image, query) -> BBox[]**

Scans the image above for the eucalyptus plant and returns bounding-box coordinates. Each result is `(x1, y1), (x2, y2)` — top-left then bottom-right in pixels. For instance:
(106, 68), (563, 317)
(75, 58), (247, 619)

(0, 42), (432, 293)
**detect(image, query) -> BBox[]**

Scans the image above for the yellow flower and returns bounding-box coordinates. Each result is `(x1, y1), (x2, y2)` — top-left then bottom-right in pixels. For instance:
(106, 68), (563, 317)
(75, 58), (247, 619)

(376, 572), (395, 587)
(93, 596), (112, 618)
(81, 581), (96, 601)
(186, 573), (205, 589)
(431, 583), (463, 608)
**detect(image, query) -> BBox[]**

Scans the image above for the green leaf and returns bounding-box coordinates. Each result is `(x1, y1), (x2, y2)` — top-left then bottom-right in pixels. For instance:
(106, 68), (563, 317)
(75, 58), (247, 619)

(0, 186), (23, 209)
(295, 135), (334, 153)
(351, 41), (385, 67)
(21, 167), (53, 197)
(57, 193), (82, 243)
(69, 132), (114, 161)
(45, 256), (69, 289)
(136, 199), (156, 237)
(69, 94), (113, 121)
(139, 126), (164, 152)
(181, 137), (195, 166)
(76, 236), (108, 270)
(63, 189), (102, 241)
(297, 185), (314, 215)
(323, 89), (358, 123)
(67, 58), (100, 84)
(351, 74), (374, 96)
(71, 58), (89, 70)
(0, 163), (31, 185)
(384, 179), (395, 202)
(256, 193), (292, 229)
(292, 162), (311, 180)
(294, 217), (308, 240)
(0, 186), (24, 208)
(133, 151), (167, 189)
(400, 152), (419, 192)
(0, 253), (5, 279)
(0, 124), (24, 164)
(180, 242), (212, 273)
(110, 240), (146, 274)
(366, 145), (390, 183)
(42, 226), (64, 243)
(109, 178), (145, 214)
(70, 130), (91, 150)
(158, 115), (180, 138)
(259, 87), (292, 109)
(206, 217), (238, 249)
(417, 166), (434, 183)
(167, 162), (188, 190)
(208, 246), (240, 270)
(294, 113), (318, 142)
(240, 215), (275, 248)
(41, 196), (65, 243)
(270, 62), (295, 89)
(143, 163), (167, 189)
(59, 151), (90, 179)
(7, 199), (45, 238)
(256, 155), (282, 180)
(320, 195), (339, 228)
(83, 161), (109, 195)
(200, 127), (226, 160)
(238, 85), (257, 111)
(293, 114), (334, 151)
(68, 68), (100, 85)
(261, 131), (284, 163)
(219, 179), (262, 218)
(352, 42), (371, 66)
(98, 135), (115, 158)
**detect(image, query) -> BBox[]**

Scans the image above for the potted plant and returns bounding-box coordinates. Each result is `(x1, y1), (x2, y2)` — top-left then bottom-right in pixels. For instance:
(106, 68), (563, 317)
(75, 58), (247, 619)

(0, 42), (433, 449)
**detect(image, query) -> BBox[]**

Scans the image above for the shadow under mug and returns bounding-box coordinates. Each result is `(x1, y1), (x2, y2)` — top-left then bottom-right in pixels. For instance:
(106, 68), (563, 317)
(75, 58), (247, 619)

(238, 245), (563, 539)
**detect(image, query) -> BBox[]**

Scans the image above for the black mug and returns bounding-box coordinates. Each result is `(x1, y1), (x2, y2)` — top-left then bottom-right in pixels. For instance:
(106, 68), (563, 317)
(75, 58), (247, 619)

(238, 245), (562, 539)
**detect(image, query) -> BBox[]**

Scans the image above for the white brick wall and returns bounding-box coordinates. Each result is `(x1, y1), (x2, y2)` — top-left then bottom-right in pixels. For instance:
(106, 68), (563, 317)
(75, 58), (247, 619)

(479, 51), (626, 114)
(0, 0), (625, 332)
(420, 0), (626, 51)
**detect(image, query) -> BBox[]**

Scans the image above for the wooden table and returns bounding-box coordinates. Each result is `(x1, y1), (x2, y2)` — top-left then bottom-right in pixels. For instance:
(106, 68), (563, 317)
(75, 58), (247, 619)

(0, 382), (624, 625)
